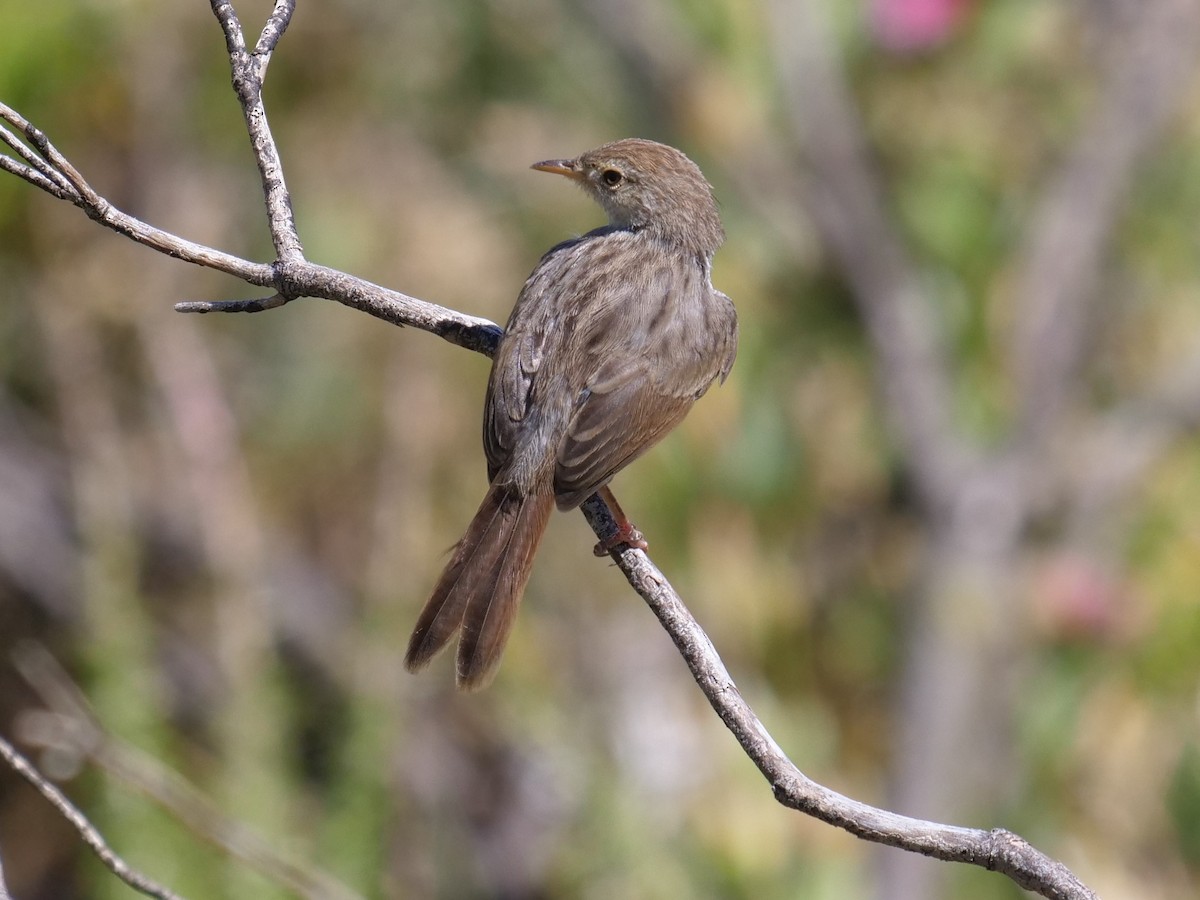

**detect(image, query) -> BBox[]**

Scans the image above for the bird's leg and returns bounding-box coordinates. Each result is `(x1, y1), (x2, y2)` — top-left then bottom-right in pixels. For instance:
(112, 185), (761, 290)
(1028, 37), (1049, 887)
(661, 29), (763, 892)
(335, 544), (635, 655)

(592, 486), (649, 556)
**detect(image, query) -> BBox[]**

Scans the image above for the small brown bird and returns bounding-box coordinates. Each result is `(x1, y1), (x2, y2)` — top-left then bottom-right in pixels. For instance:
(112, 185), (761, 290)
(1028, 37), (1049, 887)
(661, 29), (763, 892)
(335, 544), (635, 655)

(404, 139), (738, 689)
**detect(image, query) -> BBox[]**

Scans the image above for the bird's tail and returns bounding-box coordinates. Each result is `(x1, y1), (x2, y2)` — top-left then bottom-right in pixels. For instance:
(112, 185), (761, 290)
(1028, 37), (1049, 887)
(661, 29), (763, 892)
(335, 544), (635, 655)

(404, 483), (554, 690)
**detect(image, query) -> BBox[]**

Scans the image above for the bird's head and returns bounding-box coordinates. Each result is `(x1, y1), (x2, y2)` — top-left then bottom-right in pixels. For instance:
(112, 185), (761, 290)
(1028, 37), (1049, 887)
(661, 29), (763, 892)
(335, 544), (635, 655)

(532, 138), (724, 257)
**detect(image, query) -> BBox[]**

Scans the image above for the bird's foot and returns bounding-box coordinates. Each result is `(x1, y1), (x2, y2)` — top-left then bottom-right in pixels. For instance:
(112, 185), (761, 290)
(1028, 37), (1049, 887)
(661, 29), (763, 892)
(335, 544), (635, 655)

(593, 521), (648, 557)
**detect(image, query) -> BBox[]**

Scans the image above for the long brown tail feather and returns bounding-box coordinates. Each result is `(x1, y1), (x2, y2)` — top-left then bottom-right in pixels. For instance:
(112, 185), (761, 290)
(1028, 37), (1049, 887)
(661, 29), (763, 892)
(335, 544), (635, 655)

(404, 486), (509, 672)
(403, 484), (553, 690)
(456, 489), (553, 689)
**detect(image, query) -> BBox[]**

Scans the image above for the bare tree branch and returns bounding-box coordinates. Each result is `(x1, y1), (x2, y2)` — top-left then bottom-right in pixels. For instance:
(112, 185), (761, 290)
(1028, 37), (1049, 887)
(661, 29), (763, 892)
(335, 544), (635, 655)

(0, 150), (71, 200)
(0, 101), (501, 355)
(0, 108), (82, 202)
(581, 497), (1096, 900)
(0, 117), (75, 197)
(176, 293), (289, 313)
(0, 100), (270, 278)
(13, 644), (363, 900)
(0, 2), (1102, 898)
(254, 0), (295, 58)
(210, 0), (302, 261)
(0, 733), (184, 900)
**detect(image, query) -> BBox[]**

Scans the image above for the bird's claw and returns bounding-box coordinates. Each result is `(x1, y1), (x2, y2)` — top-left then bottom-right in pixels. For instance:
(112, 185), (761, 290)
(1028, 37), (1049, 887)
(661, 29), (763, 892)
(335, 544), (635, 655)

(593, 522), (648, 557)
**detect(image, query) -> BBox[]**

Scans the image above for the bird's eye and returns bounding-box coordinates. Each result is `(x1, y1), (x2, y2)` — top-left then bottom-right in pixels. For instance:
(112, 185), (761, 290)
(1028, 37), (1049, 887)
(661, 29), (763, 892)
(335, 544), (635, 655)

(600, 168), (623, 187)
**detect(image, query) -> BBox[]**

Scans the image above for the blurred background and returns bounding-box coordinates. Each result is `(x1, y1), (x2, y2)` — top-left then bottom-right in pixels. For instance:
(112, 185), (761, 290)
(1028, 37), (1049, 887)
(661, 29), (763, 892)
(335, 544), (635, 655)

(2, 0), (1200, 898)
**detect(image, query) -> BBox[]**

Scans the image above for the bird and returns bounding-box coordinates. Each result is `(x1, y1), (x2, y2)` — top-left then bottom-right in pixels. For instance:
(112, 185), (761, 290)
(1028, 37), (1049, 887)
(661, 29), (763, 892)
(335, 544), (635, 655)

(404, 138), (738, 689)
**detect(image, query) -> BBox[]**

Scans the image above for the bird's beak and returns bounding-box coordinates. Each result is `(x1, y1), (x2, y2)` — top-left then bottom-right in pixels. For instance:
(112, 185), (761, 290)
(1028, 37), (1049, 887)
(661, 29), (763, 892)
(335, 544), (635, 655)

(531, 158), (586, 182)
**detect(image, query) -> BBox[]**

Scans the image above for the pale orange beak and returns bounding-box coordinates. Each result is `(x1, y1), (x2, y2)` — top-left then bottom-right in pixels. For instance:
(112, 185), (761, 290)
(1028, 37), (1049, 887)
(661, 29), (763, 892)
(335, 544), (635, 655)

(531, 158), (586, 181)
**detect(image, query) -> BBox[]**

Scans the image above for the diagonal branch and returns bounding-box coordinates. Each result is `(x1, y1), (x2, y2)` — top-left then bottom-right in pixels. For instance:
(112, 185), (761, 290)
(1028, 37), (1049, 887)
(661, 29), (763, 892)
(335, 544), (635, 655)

(255, 0), (295, 59)
(0, 100), (501, 356)
(11, 644), (363, 900)
(0, 117), (75, 198)
(0, 734), (184, 900)
(581, 496), (1096, 900)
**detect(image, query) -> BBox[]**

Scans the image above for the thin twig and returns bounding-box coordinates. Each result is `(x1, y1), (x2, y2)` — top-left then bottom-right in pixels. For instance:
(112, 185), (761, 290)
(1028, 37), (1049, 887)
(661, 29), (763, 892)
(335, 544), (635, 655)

(13, 644), (363, 900)
(0, 734), (184, 900)
(0, 118), (74, 196)
(0, 100), (499, 354)
(210, 0), (303, 261)
(255, 0), (296, 59)
(175, 293), (291, 313)
(0, 153), (74, 201)
(0, 109), (79, 202)
(14, 114), (102, 210)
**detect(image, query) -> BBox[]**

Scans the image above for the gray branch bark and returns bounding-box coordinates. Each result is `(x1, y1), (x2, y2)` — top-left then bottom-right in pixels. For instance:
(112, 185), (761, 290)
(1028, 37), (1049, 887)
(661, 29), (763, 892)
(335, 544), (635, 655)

(0, 734), (183, 900)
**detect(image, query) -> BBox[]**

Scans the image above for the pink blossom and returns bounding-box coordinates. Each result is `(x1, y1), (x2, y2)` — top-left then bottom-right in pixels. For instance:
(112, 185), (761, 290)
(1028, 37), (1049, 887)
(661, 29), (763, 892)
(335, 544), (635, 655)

(870, 0), (972, 53)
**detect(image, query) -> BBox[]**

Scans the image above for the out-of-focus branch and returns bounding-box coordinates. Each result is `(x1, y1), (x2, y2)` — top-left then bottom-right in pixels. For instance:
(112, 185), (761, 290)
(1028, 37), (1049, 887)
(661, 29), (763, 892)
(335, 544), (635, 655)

(1066, 338), (1200, 532)
(0, 733), (183, 900)
(0, 398), (74, 615)
(565, 0), (693, 129)
(1011, 0), (1200, 451)
(766, 0), (970, 512)
(12, 644), (363, 900)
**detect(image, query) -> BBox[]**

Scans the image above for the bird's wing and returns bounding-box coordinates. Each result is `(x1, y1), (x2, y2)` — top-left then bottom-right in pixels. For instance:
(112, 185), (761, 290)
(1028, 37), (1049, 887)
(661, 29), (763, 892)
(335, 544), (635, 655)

(482, 229), (625, 483)
(484, 230), (737, 506)
(553, 284), (738, 510)
(552, 360), (698, 510)
(483, 327), (540, 481)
